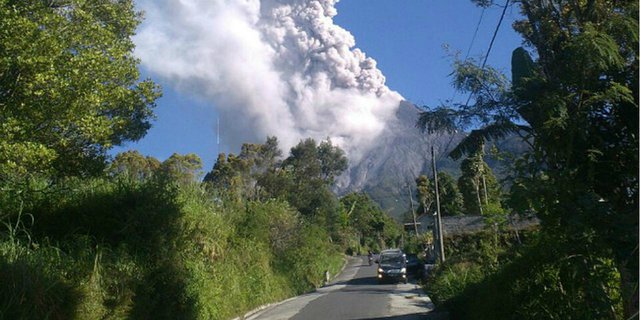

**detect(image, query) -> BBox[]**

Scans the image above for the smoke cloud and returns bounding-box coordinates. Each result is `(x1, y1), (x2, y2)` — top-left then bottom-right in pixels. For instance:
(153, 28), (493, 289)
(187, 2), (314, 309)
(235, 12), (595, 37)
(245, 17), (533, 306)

(135, 0), (403, 162)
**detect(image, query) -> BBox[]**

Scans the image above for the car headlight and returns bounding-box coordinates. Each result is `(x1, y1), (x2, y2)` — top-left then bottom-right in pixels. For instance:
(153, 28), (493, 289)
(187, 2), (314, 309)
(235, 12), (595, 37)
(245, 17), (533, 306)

(401, 268), (406, 273)
(377, 268), (384, 273)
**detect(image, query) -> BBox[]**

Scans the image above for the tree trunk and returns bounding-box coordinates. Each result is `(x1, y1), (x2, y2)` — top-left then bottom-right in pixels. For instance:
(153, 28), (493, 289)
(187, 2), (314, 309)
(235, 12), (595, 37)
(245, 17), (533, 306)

(475, 180), (483, 215)
(618, 261), (639, 319)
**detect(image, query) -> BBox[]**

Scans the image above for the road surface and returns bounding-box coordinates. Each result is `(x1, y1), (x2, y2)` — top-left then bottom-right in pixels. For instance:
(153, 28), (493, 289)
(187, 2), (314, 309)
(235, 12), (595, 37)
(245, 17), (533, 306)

(244, 256), (446, 320)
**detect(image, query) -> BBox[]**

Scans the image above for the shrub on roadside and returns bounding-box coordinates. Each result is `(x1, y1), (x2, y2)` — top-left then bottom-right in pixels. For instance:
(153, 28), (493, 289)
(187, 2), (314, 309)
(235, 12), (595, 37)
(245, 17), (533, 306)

(431, 231), (624, 320)
(427, 260), (484, 307)
(0, 176), (346, 319)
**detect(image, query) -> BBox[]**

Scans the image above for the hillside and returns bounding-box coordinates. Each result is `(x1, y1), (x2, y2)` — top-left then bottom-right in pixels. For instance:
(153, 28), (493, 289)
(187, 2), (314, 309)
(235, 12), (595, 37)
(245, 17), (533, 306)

(336, 101), (528, 219)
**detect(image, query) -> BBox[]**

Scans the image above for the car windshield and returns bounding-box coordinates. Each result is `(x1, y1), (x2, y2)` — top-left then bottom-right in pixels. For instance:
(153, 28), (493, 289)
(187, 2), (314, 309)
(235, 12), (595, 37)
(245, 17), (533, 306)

(380, 255), (404, 265)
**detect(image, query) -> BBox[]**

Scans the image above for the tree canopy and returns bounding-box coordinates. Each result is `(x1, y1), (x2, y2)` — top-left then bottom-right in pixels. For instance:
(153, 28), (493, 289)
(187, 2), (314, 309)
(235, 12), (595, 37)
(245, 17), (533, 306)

(416, 0), (638, 316)
(0, 0), (161, 179)
(108, 150), (160, 181)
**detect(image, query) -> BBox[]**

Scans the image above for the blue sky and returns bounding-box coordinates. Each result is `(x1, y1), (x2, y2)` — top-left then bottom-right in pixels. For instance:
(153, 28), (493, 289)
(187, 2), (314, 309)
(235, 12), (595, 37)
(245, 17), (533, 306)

(113, 1), (524, 172)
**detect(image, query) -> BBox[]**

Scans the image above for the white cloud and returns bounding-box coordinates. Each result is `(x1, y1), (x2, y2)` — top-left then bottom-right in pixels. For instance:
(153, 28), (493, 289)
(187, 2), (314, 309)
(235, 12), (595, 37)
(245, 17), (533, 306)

(135, 0), (403, 162)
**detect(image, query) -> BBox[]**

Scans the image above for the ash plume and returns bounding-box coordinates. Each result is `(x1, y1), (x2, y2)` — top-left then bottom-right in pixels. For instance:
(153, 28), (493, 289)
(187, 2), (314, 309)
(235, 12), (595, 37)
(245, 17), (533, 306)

(135, 0), (403, 162)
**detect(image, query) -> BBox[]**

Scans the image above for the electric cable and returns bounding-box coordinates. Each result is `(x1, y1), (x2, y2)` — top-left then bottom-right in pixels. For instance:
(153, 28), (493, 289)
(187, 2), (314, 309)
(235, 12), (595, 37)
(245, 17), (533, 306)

(464, 0), (511, 107)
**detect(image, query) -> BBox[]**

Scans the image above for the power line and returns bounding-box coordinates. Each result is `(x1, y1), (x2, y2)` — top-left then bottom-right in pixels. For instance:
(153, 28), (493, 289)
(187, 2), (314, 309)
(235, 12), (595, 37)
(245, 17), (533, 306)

(465, 8), (486, 60)
(430, 2), (511, 166)
(464, 0), (511, 107)
(440, 7), (488, 164)
(448, 7), (486, 105)
(481, 0), (510, 69)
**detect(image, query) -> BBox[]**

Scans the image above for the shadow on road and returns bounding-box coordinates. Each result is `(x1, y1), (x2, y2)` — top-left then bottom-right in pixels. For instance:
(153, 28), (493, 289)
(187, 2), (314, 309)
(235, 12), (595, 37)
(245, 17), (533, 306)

(350, 311), (449, 320)
(325, 276), (419, 297)
(345, 276), (378, 285)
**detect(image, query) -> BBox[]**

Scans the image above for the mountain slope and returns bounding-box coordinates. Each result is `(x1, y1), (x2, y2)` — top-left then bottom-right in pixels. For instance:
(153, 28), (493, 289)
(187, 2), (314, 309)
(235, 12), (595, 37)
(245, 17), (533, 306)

(336, 101), (463, 218)
(336, 101), (528, 220)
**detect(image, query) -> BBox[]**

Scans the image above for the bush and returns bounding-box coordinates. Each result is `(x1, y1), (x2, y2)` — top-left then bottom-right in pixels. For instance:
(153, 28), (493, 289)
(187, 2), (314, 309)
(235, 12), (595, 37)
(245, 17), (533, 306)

(278, 223), (343, 293)
(427, 261), (484, 307)
(435, 232), (624, 320)
(0, 243), (80, 320)
(0, 176), (347, 319)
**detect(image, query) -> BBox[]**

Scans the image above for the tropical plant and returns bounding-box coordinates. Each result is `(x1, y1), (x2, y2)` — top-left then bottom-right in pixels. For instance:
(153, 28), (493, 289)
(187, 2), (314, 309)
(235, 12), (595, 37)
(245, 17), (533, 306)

(418, 0), (638, 316)
(0, 0), (161, 179)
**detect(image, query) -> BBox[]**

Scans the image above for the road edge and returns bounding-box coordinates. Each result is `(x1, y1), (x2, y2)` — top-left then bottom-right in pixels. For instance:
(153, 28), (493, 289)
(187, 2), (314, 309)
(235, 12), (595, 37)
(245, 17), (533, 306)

(231, 255), (355, 320)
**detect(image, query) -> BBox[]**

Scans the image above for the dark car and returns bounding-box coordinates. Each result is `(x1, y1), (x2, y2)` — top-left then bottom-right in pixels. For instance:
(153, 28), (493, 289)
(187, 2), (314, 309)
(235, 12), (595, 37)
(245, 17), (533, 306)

(376, 250), (407, 284)
(405, 253), (423, 276)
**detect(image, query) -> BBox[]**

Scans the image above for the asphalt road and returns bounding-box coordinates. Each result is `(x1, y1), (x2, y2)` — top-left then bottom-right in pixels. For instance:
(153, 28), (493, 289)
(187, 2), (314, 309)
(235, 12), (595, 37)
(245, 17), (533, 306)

(244, 256), (447, 320)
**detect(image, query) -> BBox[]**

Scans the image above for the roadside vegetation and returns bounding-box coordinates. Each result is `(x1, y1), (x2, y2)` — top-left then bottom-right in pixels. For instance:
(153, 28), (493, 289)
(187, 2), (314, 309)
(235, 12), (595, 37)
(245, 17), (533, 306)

(420, 0), (638, 319)
(0, 135), (400, 319)
(0, 127), (406, 319)
(1, 170), (345, 319)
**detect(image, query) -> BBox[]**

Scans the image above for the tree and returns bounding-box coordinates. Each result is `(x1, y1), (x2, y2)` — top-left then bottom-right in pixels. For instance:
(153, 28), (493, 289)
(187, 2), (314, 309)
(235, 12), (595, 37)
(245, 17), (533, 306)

(339, 192), (401, 252)
(108, 150), (160, 181)
(417, 0), (638, 316)
(0, 0), (161, 179)
(317, 139), (348, 184)
(416, 173), (464, 217)
(159, 153), (203, 184)
(203, 153), (240, 191)
(203, 136), (284, 200)
(252, 136), (283, 175)
(457, 148), (501, 216)
(238, 136), (284, 199)
(281, 138), (347, 224)
(511, 2), (638, 315)
(415, 175), (433, 217)
(437, 172), (464, 216)
(283, 138), (347, 185)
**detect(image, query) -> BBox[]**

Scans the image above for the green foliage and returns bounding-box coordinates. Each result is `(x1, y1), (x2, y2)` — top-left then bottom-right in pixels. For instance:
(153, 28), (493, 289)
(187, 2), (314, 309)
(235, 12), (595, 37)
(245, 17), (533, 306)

(277, 224), (343, 292)
(275, 138), (348, 239)
(513, 1), (638, 315)
(203, 153), (248, 199)
(0, 0), (354, 318)
(427, 261), (484, 307)
(240, 200), (300, 255)
(414, 172), (464, 217)
(0, 165), (348, 319)
(158, 153), (203, 185)
(338, 192), (401, 253)
(420, 2), (638, 313)
(108, 150), (160, 182)
(437, 172), (464, 216)
(283, 138), (348, 185)
(440, 232), (624, 320)
(415, 175), (432, 216)
(0, 0), (161, 179)
(0, 232), (142, 320)
(204, 137), (284, 201)
(402, 232), (432, 254)
(0, 242), (81, 320)
(202, 137), (348, 227)
(457, 149), (502, 215)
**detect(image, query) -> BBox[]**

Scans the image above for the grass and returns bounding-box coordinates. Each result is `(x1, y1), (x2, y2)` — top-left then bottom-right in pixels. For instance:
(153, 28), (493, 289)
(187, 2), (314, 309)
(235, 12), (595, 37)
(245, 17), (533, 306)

(425, 230), (625, 320)
(0, 176), (345, 319)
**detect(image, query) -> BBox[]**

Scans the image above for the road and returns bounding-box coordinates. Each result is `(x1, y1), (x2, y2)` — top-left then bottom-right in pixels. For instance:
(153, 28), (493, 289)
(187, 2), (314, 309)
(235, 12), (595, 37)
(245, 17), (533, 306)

(244, 256), (446, 320)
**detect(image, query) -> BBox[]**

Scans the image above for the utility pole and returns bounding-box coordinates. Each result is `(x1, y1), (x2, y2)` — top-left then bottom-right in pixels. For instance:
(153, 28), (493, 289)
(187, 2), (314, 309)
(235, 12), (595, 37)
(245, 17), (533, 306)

(431, 146), (445, 263)
(482, 174), (489, 205)
(407, 183), (419, 235)
(481, 144), (489, 206)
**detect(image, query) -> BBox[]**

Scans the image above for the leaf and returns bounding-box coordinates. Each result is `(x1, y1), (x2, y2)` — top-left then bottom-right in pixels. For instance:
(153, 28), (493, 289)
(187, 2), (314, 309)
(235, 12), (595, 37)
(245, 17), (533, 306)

(449, 121), (521, 160)
(415, 108), (459, 134)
